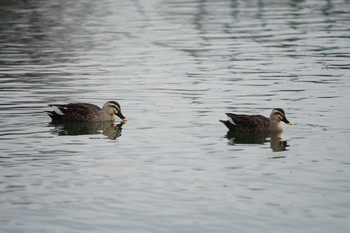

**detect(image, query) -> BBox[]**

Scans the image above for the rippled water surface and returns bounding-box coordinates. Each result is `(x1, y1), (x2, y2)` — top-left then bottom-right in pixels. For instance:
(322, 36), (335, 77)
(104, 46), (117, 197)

(1, 0), (350, 232)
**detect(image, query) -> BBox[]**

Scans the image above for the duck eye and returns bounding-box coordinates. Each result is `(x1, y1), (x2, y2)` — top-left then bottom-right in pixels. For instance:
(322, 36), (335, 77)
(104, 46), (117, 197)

(109, 103), (120, 113)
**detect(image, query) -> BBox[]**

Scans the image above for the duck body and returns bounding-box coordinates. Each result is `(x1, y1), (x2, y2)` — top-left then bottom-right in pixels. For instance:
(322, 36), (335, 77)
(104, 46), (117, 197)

(46, 101), (126, 122)
(220, 108), (291, 133)
(220, 113), (270, 133)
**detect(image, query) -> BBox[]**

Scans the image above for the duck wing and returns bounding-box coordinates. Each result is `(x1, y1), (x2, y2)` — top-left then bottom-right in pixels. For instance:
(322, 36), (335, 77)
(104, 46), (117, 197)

(48, 103), (101, 121)
(225, 113), (270, 132)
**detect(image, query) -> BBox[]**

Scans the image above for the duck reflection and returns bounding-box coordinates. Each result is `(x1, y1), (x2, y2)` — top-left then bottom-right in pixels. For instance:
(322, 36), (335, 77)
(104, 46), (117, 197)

(225, 131), (288, 152)
(269, 132), (289, 152)
(49, 121), (125, 140)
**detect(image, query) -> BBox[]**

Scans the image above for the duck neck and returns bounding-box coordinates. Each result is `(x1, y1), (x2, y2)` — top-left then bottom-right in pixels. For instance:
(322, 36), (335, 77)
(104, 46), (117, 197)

(269, 119), (283, 132)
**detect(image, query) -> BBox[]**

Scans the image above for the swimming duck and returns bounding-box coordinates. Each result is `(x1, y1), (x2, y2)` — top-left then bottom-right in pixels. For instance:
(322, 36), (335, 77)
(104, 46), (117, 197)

(220, 108), (292, 133)
(46, 101), (126, 122)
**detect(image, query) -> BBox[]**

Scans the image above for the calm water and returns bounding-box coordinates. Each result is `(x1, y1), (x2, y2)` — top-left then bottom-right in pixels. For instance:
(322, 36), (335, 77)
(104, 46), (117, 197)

(1, 0), (350, 232)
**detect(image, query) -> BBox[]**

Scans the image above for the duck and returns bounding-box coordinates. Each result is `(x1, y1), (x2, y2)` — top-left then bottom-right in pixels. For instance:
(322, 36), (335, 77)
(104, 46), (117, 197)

(46, 101), (127, 122)
(220, 108), (292, 133)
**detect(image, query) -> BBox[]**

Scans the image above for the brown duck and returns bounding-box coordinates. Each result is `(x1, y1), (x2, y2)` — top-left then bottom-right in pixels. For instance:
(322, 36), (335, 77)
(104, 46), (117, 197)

(220, 108), (292, 133)
(46, 101), (126, 122)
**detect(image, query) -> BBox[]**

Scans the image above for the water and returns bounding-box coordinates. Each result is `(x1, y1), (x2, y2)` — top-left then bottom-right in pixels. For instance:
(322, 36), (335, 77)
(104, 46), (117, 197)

(1, 0), (350, 232)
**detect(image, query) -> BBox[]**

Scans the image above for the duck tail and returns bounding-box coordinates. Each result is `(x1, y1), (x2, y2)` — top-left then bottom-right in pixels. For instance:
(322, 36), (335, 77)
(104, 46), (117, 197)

(45, 111), (62, 120)
(219, 120), (236, 131)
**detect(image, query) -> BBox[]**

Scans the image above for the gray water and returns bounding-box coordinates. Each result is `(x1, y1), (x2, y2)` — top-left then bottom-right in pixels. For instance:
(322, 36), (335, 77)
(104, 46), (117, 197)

(1, 0), (350, 232)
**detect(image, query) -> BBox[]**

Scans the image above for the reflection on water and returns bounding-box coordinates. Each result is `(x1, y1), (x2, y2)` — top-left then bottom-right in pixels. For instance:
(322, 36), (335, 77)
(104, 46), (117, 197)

(49, 121), (125, 140)
(225, 131), (288, 152)
(226, 130), (268, 145)
(269, 132), (289, 152)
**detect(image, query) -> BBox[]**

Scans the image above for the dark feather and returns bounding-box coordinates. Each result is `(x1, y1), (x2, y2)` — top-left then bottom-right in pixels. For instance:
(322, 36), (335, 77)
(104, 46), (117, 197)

(221, 113), (270, 133)
(47, 103), (109, 122)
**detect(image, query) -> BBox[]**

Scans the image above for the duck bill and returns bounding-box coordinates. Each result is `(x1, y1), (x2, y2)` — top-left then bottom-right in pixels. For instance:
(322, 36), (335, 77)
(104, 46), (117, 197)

(116, 112), (127, 121)
(282, 117), (292, 125)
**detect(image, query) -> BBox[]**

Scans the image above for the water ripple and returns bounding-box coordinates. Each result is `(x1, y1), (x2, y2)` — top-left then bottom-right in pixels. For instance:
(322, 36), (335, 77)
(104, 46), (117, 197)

(1, 0), (350, 233)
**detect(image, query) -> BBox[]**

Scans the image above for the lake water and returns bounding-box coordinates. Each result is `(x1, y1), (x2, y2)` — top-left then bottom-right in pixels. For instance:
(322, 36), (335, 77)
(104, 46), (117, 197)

(1, 0), (350, 232)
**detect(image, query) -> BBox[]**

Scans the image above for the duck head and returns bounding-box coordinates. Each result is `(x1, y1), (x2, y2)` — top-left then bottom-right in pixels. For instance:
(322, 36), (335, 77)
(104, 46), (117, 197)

(270, 108), (292, 125)
(269, 108), (292, 131)
(103, 101), (127, 121)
